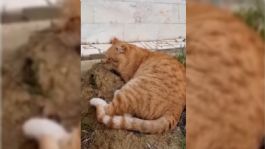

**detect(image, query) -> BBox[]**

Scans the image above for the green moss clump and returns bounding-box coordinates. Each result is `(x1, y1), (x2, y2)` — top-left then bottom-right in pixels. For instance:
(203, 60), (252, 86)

(176, 48), (186, 66)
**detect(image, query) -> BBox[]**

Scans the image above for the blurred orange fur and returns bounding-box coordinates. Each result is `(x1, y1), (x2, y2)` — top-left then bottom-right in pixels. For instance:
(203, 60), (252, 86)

(187, 2), (264, 149)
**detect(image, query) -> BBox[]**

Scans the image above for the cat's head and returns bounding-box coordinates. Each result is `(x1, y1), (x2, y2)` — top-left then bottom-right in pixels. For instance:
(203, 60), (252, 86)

(104, 37), (149, 81)
(104, 38), (133, 68)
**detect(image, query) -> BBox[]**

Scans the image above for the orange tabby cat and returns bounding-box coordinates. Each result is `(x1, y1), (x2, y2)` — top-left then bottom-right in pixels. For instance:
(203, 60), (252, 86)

(90, 38), (186, 133)
(187, 2), (264, 149)
(23, 118), (80, 149)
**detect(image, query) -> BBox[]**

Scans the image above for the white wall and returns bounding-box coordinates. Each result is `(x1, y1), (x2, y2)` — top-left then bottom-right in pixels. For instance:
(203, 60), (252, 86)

(81, 0), (186, 43)
(1, 0), (58, 11)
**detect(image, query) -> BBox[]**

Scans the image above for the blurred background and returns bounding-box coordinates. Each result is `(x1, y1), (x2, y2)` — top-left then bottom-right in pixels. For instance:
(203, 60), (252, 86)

(1, 0), (81, 148)
(1, 0), (60, 51)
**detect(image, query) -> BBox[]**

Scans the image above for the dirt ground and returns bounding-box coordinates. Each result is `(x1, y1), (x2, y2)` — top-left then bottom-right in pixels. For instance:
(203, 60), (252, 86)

(2, 28), (81, 149)
(81, 62), (186, 149)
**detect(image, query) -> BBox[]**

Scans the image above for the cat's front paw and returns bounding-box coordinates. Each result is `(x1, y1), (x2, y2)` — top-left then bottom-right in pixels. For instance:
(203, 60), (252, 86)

(90, 98), (107, 107)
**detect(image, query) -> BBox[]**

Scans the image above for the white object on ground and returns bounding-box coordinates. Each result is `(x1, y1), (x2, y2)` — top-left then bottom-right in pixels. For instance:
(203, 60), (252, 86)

(22, 118), (70, 142)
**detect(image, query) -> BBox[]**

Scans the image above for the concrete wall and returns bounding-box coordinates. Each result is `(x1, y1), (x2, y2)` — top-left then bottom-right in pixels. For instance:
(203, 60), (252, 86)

(81, 0), (186, 43)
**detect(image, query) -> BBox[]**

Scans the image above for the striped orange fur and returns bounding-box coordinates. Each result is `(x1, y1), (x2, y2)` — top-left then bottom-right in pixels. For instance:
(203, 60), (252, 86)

(90, 38), (186, 133)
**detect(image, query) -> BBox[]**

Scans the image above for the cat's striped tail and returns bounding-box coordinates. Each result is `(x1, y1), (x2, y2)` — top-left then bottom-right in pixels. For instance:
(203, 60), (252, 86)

(90, 98), (175, 134)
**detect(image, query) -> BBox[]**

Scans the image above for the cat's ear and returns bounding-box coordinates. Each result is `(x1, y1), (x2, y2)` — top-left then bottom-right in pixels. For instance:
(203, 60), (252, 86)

(115, 45), (127, 53)
(111, 37), (119, 44)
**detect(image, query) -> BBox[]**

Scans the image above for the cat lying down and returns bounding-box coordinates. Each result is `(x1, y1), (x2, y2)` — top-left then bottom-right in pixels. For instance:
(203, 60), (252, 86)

(90, 38), (186, 134)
